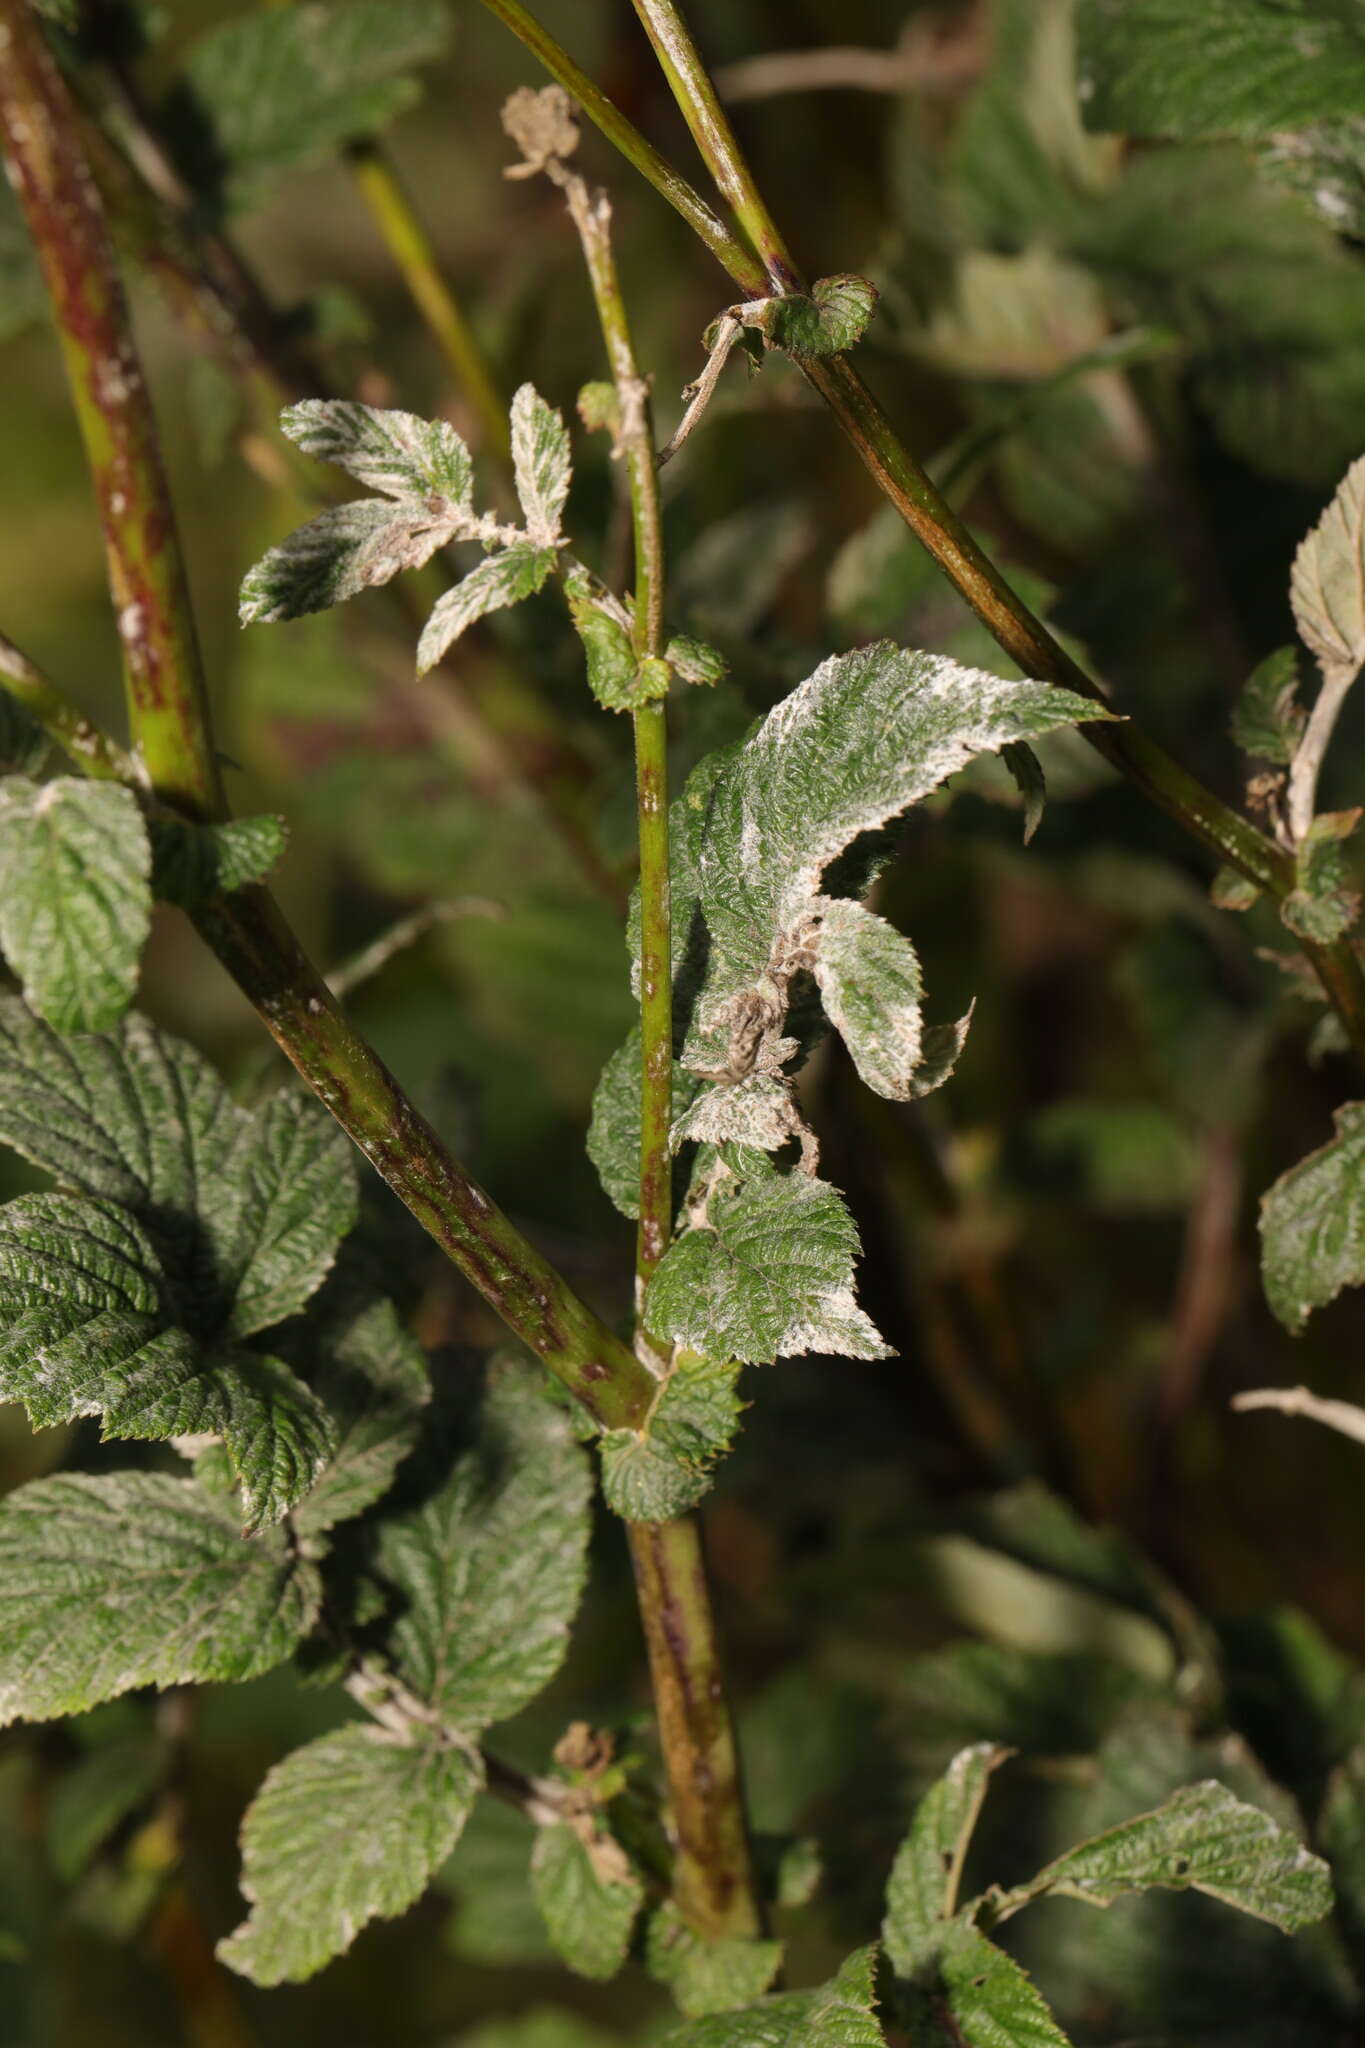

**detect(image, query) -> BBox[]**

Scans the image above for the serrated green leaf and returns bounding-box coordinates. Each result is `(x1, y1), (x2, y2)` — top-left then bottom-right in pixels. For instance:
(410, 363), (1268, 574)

(417, 544), (557, 674)
(1282, 815), (1362, 943)
(763, 276), (879, 357)
(1076, 0), (1365, 142)
(281, 400), (473, 503)
(530, 1820), (642, 1981)
(646, 1171), (890, 1365)
(174, 0), (450, 208)
(0, 692), (48, 776)
(1292, 453), (1365, 680)
(564, 567), (644, 712)
(648, 1902), (784, 2019)
(149, 811), (288, 907)
(0, 1472), (319, 1725)
(660, 1944), (882, 2044)
(374, 1366), (592, 1732)
(289, 1291), (430, 1536)
(1016, 1779), (1333, 1931)
(510, 384), (571, 547)
(883, 1745), (1008, 1978)
(600, 1352), (743, 1520)
(1260, 1101), (1365, 1329)
(240, 499), (450, 625)
(219, 1089), (358, 1338)
(0, 1192), (189, 1427)
(671, 643), (1106, 1091)
(0, 777), (151, 1032)
(810, 898), (958, 1102)
(219, 1725), (481, 1985)
(932, 1926), (1071, 2047)
(1232, 647), (1308, 763)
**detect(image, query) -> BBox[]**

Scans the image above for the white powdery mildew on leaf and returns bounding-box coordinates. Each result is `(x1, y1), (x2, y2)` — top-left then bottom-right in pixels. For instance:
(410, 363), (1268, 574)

(674, 643), (1101, 1093)
(219, 1725), (481, 1985)
(1259, 1100), (1365, 1330)
(645, 1172), (891, 1365)
(374, 1366), (593, 1732)
(239, 499), (455, 625)
(531, 1819), (643, 1982)
(599, 1352), (744, 1522)
(510, 383), (572, 546)
(809, 898), (927, 1101)
(0, 775), (151, 1033)
(671, 1072), (799, 1153)
(281, 400), (473, 503)
(0, 1471), (319, 1725)
(416, 542), (557, 673)
(1291, 452), (1365, 676)
(1025, 1778), (1333, 1932)
(659, 1944), (883, 2046)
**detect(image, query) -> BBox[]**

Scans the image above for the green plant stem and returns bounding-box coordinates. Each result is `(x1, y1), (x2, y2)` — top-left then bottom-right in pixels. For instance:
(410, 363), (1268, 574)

(0, 0), (653, 1435)
(0, 5), (223, 820)
(346, 140), (510, 460)
(560, 160), (762, 1941)
(630, 0), (799, 288)
(628, 1517), (762, 1939)
(475, 0), (1365, 1069)
(0, 629), (133, 779)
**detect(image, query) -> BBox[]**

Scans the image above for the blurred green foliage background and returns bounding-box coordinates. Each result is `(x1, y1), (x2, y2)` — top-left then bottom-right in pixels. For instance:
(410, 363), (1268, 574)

(4, 1), (1365, 2041)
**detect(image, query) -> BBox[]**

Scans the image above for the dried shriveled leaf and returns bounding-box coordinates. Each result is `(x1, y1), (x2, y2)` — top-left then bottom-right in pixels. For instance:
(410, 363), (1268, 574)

(219, 1726), (481, 1984)
(0, 1472), (318, 1725)
(1259, 1101), (1365, 1330)
(645, 1171), (890, 1364)
(0, 777), (150, 1032)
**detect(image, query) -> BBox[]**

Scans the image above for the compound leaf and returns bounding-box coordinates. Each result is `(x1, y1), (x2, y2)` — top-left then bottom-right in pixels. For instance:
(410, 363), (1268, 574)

(530, 1820), (643, 1982)
(600, 1352), (743, 1521)
(510, 384), (571, 546)
(417, 544), (557, 674)
(374, 1366), (592, 1732)
(659, 1944), (883, 2045)
(0, 1472), (319, 1725)
(1259, 1101), (1365, 1329)
(883, 1745), (1008, 1979)
(219, 1725), (481, 1985)
(0, 777), (150, 1032)
(645, 1172), (890, 1365)
(1017, 1778), (1333, 1931)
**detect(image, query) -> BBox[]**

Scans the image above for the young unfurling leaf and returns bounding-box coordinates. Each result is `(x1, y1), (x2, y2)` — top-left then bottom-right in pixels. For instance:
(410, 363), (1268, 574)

(510, 383), (572, 546)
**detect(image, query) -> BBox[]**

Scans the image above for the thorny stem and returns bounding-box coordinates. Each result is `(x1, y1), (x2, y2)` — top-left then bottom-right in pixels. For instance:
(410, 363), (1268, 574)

(346, 141), (511, 461)
(0, 0), (653, 1434)
(476, 0), (1365, 1069)
(549, 134), (762, 1941)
